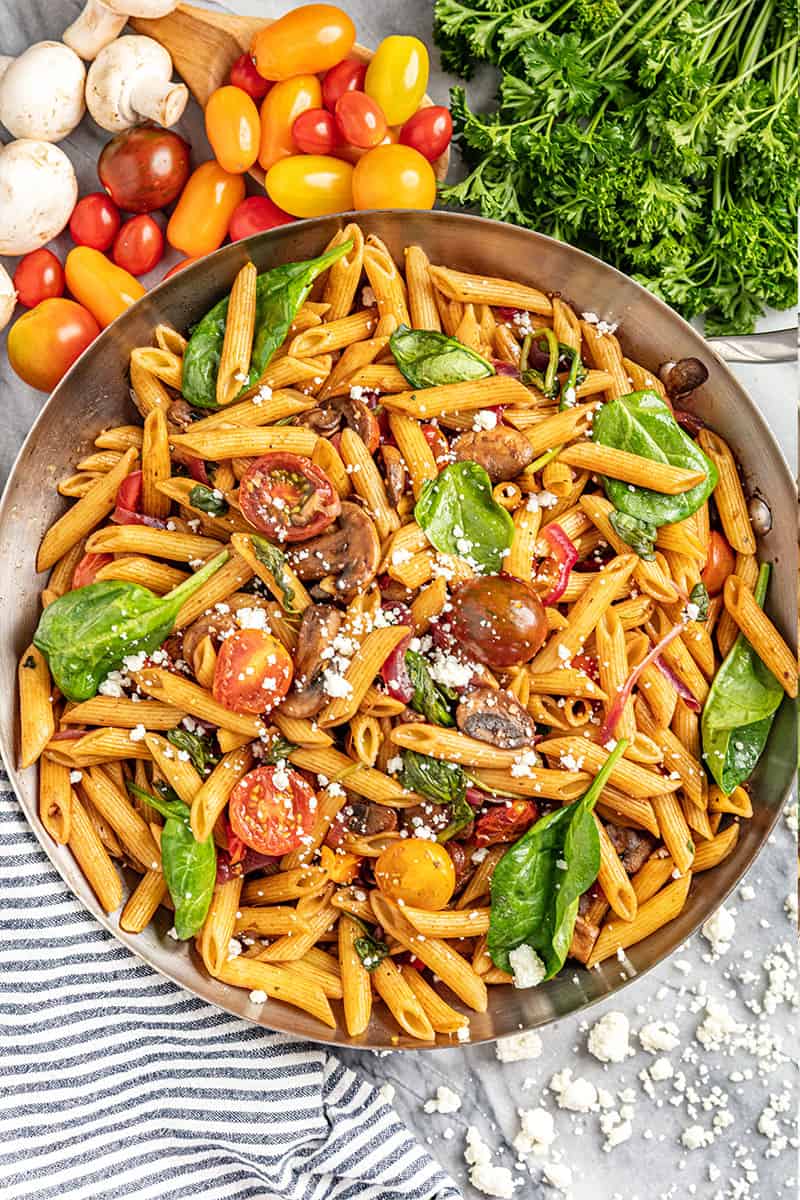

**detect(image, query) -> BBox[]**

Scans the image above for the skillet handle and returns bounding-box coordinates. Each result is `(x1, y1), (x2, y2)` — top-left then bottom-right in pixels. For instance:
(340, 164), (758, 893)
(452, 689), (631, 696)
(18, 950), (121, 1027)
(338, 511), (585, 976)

(705, 327), (796, 364)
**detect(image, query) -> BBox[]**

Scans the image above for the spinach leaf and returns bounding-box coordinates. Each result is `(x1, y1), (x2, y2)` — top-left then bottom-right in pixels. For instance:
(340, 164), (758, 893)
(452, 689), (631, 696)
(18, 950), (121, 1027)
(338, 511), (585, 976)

(437, 791), (477, 843)
(166, 726), (220, 776)
(487, 739), (628, 978)
(262, 735), (298, 764)
(128, 781), (216, 939)
(405, 651), (457, 726)
(701, 564), (783, 792)
(389, 325), (494, 388)
(415, 461), (514, 574)
(400, 750), (474, 842)
(689, 581), (710, 622)
(33, 551), (229, 702)
(592, 391), (718, 525)
(189, 484), (228, 516)
(182, 240), (352, 409)
(250, 534), (298, 612)
(609, 510), (657, 560)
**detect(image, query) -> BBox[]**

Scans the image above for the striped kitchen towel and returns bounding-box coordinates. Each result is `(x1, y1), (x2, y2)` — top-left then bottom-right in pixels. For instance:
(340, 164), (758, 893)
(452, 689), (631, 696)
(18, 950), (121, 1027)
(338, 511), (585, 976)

(0, 778), (461, 1200)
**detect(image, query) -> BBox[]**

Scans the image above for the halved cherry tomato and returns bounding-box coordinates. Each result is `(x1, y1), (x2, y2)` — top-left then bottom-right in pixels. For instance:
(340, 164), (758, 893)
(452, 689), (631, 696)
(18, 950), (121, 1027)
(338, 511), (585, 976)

(229, 196), (295, 241)
(258, 74), (323, 170)
(213, 628), (293, 714)
(69, 193), (121, 252)
(421, 422), (449, 467)
(251, 4), (355, 81)
(375, 839), (455, 910)
(228, 51), (271, 100)
(265, 154), (353, 218)
(229, 764), (316, 855)
(72, 551), (113, 589)
(319, 844), (361, 883)
(112, 215), (165, 276)
(364, 36), (429, 126)
(473, 800), (538, 848)
(399, 106), (452, 162)
(334, 91), (387, 148)
(65, 246), (146, 328)
(292, 107), (338, 155)
(322, 57), (367, 112)
(166, 161), (246, 258)
(239, 451), (341, 542)
(701, 529), (736, 596)
(352, 144), (435, 210)
(13, 249), (64, 308)
(7, 298), (100, 391)
(205, 84), (260, 174)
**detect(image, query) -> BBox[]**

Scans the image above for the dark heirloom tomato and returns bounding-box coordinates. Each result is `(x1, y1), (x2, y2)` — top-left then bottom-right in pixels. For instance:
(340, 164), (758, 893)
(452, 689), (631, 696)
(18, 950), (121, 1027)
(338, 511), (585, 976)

(701, 529), (735, 595)
(212, 628), (293, 713)
(239, 451), (340, 542)
(98, 125), (191, 214)
(229, 764), (316, 855)
(474, 799), (538, 847)
(449, 574), (547, 669)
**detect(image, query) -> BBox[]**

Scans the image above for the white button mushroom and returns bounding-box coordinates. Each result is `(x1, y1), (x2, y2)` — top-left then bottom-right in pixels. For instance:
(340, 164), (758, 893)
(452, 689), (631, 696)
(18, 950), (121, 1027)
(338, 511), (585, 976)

(0, 139), (78, 255)
(0, 41), (86, 143)
(85, 35), (188, 132)
(63, 0), (181, 61)
(0, 264), (16, 332)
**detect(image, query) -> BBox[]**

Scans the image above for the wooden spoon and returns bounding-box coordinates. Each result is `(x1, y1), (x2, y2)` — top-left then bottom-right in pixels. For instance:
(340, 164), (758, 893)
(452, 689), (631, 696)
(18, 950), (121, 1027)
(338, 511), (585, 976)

(130, 2), (450, 186)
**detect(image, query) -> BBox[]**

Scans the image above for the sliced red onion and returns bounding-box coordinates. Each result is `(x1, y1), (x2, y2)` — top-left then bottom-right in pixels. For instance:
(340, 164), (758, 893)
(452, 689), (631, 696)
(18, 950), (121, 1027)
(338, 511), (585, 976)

(380, 630), (414, 702)
(597, 623), (687, 744)
(492, 360), (519, 378)
(653, 655), (701, 711)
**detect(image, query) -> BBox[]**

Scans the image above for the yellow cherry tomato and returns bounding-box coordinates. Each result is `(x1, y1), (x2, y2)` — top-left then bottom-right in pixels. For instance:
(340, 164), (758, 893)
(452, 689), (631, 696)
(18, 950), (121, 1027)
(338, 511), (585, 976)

(364, 36), (429, 126)
(205, 84), (260, 174)
(252, 4), (355, 81)
(258, 74), (323, 171)
(374, 839), (455, 910)
(352, 144), (436, 210)
(166, 161), (246, 257)
(265, 154), (353, 218)
(64, 247), (145, 329)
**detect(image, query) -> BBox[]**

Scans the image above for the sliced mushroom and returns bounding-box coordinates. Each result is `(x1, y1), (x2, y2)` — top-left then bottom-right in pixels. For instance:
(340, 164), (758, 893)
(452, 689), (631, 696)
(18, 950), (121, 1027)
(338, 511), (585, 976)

(452, 426), (534, 483)
(167, 398), (195, 431)
(381, 444), (407, 507)
(658, 357), (709, 398)
(288, 501), (380, 601)
(279, 603), (342, 719)
(456, 687), (537, 749)
(605, 823), (655, 875)
(342, 801), (398, 837)
(297, 404), (340, 436)
(331, 394), (379, 447)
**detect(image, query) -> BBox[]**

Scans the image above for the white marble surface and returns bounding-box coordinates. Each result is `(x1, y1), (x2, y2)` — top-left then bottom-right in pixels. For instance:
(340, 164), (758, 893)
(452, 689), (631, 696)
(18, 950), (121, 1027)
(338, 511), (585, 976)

(0, 3), (796, 1199)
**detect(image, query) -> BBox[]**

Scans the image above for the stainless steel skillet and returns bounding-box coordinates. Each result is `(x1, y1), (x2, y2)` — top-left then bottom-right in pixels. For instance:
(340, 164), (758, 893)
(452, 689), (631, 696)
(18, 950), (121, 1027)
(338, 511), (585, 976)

(0, 211), (794, 1048)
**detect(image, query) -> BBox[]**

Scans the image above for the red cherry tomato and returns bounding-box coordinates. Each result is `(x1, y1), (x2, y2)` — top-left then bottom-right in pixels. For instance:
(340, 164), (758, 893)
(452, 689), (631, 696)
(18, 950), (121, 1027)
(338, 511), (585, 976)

(13, 249), (64, 308)
(212, 628), (294, 714)
(399, 106), (452, 162)
(322, 58), (367, 112)
(701, 529), (736, 596)
(72, 552), (113, 589)
(239, 452), (341, 542)
(474, 800), (538, 848)
(112, 215), (165, 276)
(334, 91), (387, 149)
(7, 299), (100, 392)
(229, 764), (316, 855)
(292, 107), (338, 154)
(228, 51), (271, 100)
(449, 575), (547, 668)
(229, 196), (296, 241)
(69, 193), (121, 251)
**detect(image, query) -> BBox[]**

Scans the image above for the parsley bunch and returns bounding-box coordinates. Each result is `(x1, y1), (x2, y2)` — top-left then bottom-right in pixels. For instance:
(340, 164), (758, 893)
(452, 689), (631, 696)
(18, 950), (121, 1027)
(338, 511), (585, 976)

(435, 0), (797, 333)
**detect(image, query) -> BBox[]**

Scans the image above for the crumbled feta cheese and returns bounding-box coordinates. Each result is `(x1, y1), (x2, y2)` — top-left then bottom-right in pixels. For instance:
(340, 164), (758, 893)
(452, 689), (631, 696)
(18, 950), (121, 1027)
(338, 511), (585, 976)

(129, 723), (146, 742)
(236, 606), (269, 630)
(473, 409), (498, 431)
(378, 1082), (395, 1105)
(550, 1068), (597, 1113)
(386, 755), (403, 775)
(587, 1011), (630, 1063)
(701, 905), (736, 956)
(465, 1126), (514, 1199)
(509, 944), (546, 989)
(69, 770), (83, 784)
(248, 989), (268, 1004)
(514, 1107), (555, 1157)
(227, 938), (242, 961)
(496, 1030), (543, 1063)
(424, 1086), (462, 1114)
(638, 1020), (680, 1054)
(542, 1161), (572, 1192)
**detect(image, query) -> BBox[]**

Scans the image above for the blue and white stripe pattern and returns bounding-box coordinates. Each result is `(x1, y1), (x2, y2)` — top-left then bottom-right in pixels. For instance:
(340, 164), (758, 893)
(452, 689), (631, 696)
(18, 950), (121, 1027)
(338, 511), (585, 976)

(0, 777), (461, 1200)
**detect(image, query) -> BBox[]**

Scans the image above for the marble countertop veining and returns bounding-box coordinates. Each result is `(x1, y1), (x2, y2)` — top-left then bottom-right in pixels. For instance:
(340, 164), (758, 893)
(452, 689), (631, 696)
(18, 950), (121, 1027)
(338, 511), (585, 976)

(0, 4), (796, 1199)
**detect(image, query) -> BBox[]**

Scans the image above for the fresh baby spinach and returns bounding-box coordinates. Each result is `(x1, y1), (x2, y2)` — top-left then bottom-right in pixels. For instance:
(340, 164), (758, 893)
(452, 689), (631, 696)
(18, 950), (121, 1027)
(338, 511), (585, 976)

(415, 460), (514, 574)
(390, 325), (494, 388)
(405, 652), (457, 727)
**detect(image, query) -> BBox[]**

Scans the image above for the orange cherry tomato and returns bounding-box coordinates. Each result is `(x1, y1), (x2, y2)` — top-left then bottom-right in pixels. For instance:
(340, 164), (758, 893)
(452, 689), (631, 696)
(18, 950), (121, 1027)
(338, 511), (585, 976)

(258, 74), (322, 171)
(364, 36), (429, 126)
(162, 256), (201, 280)
(701, 529), (736, 596)
(166, 161), (246, 257)
(251, 4), (355, 81)
(334, 91), (387, 148)
(72, 552), (113, 589)
(265, 154), (353, 218)
(352, 144), (435, 210)
(64, 247), (145, 329)
(205, 85), (260, 174)
(229, 764), (316, 855)
(212, 627), (293, 714)
(7, 298), (100, 392)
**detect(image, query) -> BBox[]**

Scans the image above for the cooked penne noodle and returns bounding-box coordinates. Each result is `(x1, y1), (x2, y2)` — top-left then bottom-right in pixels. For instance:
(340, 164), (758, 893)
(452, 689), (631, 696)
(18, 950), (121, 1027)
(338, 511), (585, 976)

(120, 869), (167, 933)
(579, 320), (629, 398)
(18, 646), (54, 770)
(216, 262), (257, 406)
(429, 264), (552, 314)
(321, 223), (364, 320)
(338, 914), (373, 1037)
(595, 818), (638, 921)
(388, 412), (438, 498)
(404, 244), (442, 331)
(85, 525), (223, 563)
(141, 407), (172, 520)
(190, 745), (253, 843)
(363, 234), (410, 334)
(381, 374), (532, 419)
(37, 447), (138, 572)
(371, 955), (435, 1041)
(723, 574), (797, 696)
(289, 309), (376, 358)
(38, 756), (72, 844)
(215, 955), (335, 1027)
(170, 426), (317, 461)
(698, 428), (756, 554)
(586, 873), (692, 967)
(81, 766), (161, 869)
(559, 443), (706, 494)
(651, 792), (695, 874)
(63, 698), (185, 729)
(68, 791), (122, 913)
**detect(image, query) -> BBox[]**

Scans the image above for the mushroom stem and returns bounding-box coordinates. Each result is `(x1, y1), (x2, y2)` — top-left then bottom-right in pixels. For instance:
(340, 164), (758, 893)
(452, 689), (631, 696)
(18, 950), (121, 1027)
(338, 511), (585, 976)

(129, 74), (188, 127)
(63, 0), (127, 60)
(0, 264), (17, 332)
